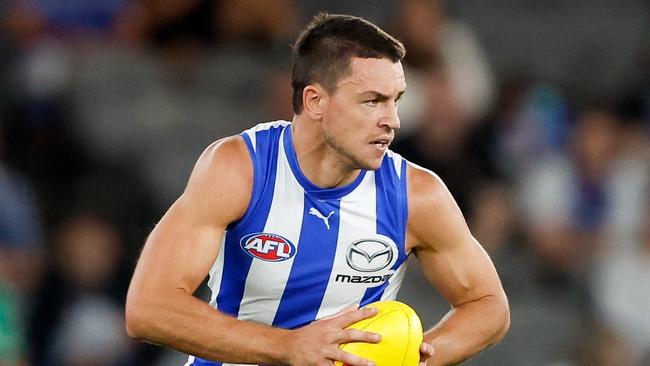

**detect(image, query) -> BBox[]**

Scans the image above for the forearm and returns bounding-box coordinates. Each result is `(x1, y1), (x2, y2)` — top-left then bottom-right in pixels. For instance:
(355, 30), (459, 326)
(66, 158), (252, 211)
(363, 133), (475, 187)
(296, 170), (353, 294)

(126, 289), (291, 364)
(424, 294), (510, 366)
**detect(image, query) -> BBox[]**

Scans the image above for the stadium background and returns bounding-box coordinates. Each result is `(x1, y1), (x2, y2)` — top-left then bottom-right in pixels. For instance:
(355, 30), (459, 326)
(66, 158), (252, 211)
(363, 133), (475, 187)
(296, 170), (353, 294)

(0, 0), (648, 365)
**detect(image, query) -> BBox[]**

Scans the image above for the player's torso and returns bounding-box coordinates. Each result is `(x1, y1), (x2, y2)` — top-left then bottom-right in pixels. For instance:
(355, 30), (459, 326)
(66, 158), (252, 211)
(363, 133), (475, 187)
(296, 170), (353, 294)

(206, 121), (409, 330)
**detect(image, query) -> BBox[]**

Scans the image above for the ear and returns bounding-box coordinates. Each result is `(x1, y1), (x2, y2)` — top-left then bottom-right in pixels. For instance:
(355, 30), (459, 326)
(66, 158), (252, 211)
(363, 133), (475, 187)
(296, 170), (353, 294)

(302, 84), (328, 121)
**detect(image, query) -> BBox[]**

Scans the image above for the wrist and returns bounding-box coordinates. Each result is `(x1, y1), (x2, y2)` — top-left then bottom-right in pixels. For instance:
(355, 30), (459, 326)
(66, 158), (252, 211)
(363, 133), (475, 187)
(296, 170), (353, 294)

(268, 327), (295, 365)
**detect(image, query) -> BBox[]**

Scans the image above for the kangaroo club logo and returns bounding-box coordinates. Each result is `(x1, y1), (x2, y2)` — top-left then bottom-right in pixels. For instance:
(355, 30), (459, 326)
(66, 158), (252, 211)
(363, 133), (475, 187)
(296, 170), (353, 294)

(346, 239), (394, 272)
(240, 233), (296, 262)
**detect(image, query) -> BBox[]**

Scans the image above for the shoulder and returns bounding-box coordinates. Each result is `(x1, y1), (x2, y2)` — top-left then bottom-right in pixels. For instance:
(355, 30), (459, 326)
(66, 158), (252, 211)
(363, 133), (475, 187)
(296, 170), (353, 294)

(182, 135), (253, 224)
(406, 162), (452, 210)
(406, 162), (470, 251)
(192, 135), (252, 183)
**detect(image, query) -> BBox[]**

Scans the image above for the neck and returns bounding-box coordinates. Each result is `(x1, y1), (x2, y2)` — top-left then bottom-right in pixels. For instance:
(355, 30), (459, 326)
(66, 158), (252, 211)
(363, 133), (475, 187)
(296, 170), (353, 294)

(290, 114), (361, 188)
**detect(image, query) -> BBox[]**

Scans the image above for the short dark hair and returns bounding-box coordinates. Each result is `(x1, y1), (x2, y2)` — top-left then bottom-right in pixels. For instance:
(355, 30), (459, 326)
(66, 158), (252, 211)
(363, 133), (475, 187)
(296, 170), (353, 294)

(291, 13), (406, 114)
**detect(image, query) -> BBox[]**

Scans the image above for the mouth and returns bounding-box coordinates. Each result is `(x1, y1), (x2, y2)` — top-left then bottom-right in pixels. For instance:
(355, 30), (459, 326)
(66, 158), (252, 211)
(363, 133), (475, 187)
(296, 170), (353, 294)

(371, 137), (392, 150)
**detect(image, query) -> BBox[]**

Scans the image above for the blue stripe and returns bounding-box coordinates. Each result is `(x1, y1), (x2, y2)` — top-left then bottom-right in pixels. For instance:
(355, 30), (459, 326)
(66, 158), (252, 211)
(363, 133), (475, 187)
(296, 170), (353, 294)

(399, 159), (408, 234)
(360, 156), (408, 304)
(229, 132), (261, 231)
(272, 196), (341, 329)
(190, 358), (221, 366)
(360, 283), (388, 306)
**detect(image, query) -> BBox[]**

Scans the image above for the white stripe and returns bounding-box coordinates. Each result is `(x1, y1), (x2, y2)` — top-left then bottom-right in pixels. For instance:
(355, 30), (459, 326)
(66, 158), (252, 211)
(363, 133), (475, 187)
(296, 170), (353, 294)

(207, 238), (226, 307)
(237, 128), (304, 325)
(242, 120), (290, 152)
(183, 355), (194, 366)
(315, 171), (378, 319)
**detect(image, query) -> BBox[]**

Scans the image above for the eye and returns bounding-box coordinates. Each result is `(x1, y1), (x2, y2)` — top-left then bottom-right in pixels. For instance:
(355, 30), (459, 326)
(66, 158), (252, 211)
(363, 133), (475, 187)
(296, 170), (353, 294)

(364, 99), (379, 106)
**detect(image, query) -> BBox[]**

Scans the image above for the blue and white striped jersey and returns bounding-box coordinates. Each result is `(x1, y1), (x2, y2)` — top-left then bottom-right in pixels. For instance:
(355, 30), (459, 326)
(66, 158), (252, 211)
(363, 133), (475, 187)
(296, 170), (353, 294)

(187, 120), (410, 366)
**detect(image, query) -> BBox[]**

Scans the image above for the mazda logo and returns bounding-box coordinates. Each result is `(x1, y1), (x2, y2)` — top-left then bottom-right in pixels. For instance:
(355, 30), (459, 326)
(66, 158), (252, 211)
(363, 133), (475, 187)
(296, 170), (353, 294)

(345, 239), (394, 272)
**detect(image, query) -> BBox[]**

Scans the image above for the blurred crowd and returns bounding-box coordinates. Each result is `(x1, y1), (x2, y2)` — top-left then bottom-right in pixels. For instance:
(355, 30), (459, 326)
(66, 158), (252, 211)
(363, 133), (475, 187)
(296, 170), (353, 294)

(0, 0), (648, 365)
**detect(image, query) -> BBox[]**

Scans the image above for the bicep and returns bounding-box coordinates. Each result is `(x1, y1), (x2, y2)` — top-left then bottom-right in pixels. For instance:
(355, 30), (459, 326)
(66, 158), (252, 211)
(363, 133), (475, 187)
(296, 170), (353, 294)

(414, 234), (500, 307)
(134, 198), (226, 295)
(130, 137), (252, 296)
(407, 165), (502, 306)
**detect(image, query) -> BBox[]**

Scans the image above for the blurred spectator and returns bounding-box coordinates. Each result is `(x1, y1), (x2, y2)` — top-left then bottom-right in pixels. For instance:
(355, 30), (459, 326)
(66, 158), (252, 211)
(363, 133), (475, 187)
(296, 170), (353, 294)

(591, 201), (650, 364)
(8, 0), (126, 40)
(69, 1), (297, 207)
(2, 1), (94, 229)
(465, 181), (587, 366)
(517, 106), (624, 287)
(0, 134), (44, 292)
(50, 294), (131, 366)
(0, 128), (43, 365)
(392, 62), (491, 214)
(28, 214), (134, 366)
(0, 284), (27, 366)
(393, 0), (496, 127)
(604, 98), (650, 244)
(568, 320), (637, 366)
(497, 84), (570, 175)
(390, 0), (498, 213)
(467, 181), (538, 298)
(605, 41), (650, 244)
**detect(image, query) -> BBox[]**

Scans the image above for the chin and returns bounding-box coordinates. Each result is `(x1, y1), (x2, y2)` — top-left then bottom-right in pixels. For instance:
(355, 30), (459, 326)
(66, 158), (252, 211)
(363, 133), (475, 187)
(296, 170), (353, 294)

(342, 147), (384, 171)
(369, 161), (384, 170)
(358, 158), (383, 171)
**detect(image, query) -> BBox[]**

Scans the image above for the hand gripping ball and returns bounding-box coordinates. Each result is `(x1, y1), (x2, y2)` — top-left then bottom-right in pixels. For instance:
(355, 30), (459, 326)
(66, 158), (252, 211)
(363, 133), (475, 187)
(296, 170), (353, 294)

(336, 300), (423, 366)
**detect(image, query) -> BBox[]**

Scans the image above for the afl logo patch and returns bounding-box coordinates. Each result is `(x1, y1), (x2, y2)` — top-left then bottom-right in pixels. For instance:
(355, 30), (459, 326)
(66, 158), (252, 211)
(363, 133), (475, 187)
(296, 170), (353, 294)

(240, 233), (296, 262)
(346, 238), (396, 272)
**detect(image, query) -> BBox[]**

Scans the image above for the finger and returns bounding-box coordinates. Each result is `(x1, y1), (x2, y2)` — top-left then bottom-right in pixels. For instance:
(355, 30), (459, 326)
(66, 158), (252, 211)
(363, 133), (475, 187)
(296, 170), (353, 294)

(419, 342), (435, 361)
(341, 304), (359, 312)
(333, 329), (381, 344)
(333, 307), (378, 328)
(321, 305), (359, 321)
(329, 348), (376, 366)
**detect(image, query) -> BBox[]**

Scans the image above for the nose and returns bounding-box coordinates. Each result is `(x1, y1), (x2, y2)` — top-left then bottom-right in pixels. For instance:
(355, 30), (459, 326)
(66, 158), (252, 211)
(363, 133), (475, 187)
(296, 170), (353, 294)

(380, 103), (401, 130)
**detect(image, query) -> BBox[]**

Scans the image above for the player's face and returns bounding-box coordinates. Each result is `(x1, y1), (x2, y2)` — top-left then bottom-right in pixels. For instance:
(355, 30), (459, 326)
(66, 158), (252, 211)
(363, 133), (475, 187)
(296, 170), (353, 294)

(321, 57), (406, 170)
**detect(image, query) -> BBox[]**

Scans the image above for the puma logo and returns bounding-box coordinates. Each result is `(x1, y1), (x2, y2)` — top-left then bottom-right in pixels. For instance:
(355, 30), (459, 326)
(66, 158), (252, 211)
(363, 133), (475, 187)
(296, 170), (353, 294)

(309, 207), (334, 230)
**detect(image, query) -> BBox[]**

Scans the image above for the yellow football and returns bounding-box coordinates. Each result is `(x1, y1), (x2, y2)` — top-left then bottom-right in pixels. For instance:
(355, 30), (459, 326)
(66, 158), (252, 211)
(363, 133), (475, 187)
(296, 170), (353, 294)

(335, 300), (423, 366)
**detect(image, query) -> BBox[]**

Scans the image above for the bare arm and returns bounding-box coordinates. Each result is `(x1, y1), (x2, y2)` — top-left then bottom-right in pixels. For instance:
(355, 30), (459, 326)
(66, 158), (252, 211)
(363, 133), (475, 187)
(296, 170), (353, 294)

(125, 136), (379, 365)
(406, 164), (510, 366)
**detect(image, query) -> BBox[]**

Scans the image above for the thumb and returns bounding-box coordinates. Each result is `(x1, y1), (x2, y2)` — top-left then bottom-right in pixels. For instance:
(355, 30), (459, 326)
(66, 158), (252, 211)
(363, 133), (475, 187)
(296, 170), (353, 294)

(419, 342), (435, 362)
